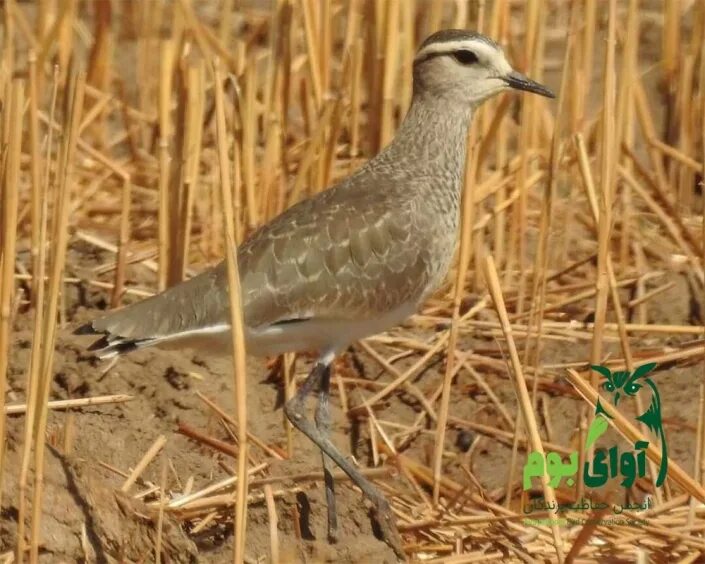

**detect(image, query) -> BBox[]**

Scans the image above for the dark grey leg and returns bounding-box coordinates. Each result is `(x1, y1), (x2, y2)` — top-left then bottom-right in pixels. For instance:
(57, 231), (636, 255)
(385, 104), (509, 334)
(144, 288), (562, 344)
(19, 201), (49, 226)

(314, 364), (337, 542)
(284, 361), (404, 560)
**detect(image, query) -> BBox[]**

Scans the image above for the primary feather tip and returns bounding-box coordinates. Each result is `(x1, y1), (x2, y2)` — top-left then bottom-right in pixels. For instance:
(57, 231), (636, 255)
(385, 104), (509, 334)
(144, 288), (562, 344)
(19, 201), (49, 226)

(73, 320), (141, 359)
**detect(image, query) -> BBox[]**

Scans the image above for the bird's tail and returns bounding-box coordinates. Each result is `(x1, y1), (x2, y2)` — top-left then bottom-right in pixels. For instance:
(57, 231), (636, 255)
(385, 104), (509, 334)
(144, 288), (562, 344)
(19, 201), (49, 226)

(74, 319), (158, 359)
(74, 263), (231, 359)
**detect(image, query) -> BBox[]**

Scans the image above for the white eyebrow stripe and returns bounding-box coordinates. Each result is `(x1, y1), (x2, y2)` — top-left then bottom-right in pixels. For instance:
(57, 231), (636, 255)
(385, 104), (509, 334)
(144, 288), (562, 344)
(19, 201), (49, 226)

(414, 39), (499, 63)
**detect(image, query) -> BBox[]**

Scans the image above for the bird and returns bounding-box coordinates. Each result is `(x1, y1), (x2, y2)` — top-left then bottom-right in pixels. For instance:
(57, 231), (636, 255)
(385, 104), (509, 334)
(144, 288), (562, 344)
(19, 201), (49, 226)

(76, 29), (554, 559)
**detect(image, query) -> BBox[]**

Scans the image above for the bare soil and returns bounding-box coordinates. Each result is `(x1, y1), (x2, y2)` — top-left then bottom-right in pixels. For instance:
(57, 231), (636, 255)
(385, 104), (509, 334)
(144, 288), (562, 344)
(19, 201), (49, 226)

(2, 242), (703, 562)
(2, 3), (702, 561)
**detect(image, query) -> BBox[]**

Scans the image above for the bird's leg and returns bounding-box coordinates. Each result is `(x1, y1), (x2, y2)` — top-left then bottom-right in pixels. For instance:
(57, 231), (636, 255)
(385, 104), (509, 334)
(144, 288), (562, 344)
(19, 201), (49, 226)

(285, 360), (404, 560)
(314, 363), (337, 542)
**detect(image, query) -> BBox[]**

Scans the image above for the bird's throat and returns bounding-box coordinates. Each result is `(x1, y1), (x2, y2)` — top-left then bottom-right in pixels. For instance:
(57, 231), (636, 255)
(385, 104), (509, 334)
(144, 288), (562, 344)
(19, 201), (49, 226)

(376, 95), (474, 187)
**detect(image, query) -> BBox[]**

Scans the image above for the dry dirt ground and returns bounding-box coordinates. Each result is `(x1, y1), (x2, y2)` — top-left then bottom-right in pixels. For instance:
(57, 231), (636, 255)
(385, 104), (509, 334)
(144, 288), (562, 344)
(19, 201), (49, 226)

(2, 3), (701, 561)
(2, 240), (703, 563)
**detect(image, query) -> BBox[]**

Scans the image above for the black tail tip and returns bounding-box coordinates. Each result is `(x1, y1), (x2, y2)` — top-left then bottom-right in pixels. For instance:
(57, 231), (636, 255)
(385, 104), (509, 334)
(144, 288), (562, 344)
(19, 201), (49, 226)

(87, 336), (113, 352)
(87, 336), (139, 356)
(74, 322), (98, 336)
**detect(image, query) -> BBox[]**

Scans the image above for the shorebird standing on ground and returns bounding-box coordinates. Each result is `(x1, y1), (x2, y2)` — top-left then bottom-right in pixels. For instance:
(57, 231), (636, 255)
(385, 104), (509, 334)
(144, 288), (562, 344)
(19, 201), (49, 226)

(77, 29), (554, 559)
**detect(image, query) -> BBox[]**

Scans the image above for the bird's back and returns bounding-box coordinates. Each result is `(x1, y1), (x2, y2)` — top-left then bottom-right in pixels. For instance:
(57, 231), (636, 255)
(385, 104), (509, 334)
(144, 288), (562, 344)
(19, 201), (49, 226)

(79, 164), (451, 357)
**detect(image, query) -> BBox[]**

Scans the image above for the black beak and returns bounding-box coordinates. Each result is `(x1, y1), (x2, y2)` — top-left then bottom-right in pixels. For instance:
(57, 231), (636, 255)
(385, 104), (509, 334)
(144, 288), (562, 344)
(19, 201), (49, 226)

(502, 70), (555, 99)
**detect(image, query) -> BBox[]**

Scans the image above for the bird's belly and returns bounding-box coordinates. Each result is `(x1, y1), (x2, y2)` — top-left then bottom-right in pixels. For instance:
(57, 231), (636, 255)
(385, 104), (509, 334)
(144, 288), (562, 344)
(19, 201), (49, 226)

(151, 303), (416, 356)
(149, 301), (417, 358)
(246, 301), (418, 357)
(154, 328), (234, 355)
(423, 235), (458, 296)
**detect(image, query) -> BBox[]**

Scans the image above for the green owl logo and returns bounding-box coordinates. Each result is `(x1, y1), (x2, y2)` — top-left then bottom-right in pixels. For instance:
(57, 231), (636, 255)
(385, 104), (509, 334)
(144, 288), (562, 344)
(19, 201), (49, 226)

(586, 363), (667, 486)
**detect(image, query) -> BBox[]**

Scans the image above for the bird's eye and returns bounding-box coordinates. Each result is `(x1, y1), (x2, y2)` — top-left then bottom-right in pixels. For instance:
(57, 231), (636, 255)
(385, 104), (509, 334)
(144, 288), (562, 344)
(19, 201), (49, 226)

(602, 382), (615, 392)
(625, 383), (642, 395)
(453, 50), (479, 65)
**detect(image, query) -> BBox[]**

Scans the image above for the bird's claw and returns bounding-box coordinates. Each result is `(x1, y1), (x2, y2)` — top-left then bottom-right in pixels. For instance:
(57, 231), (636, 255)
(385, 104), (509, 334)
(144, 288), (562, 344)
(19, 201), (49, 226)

(373, 499), (405, 561)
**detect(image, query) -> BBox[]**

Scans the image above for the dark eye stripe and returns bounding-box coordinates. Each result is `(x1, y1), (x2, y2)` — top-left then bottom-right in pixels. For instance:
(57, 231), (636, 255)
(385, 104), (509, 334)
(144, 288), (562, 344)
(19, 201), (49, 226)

(453, 50), (479, 65)
(414, 48), (479, 66)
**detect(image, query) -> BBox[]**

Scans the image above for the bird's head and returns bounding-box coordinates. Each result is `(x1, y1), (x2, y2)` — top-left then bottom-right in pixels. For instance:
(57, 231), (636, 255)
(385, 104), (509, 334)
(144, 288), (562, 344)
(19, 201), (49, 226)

(413, 29), (555, 107)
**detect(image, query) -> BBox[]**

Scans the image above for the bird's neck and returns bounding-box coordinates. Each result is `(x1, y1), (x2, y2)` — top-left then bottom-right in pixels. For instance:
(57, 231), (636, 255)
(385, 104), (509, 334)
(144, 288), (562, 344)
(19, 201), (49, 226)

(373, 94), (474, 185)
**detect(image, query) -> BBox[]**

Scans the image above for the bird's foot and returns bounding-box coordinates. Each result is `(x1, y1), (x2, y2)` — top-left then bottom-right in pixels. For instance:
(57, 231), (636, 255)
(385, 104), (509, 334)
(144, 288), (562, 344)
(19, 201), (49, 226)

(373, 498), (405, 561)
(323, 466), (338, 543)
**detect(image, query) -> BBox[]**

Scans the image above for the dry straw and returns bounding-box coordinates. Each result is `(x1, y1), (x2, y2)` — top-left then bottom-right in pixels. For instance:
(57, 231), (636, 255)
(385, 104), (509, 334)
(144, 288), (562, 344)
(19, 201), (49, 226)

(2, 1), (705, 562)
(485, 255), (564, 561)
(0, 78), (24, 510)
(433, 118), (480, 505)
(213, 58), (249, 563)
